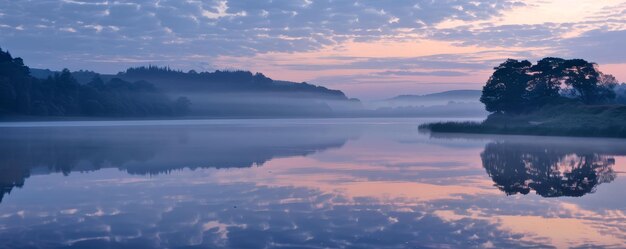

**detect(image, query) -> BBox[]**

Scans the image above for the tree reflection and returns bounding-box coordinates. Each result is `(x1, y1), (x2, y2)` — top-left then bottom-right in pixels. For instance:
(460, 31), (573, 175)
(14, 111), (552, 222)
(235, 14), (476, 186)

(0, 124), (358, 203)
(482, 142), (617, 197)
(0, 168), (27, 203)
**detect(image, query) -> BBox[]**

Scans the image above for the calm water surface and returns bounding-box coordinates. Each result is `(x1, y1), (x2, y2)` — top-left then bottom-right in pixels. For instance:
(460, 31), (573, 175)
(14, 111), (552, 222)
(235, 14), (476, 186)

(0, 118), (625, 248)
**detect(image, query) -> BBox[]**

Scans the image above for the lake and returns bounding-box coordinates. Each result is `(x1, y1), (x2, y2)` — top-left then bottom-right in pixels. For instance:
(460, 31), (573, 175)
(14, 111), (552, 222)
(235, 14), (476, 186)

(0, 118), (625, 248)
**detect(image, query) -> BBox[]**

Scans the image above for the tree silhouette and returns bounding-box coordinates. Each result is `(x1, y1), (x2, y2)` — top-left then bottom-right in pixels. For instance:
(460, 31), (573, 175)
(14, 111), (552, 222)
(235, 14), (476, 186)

(560, 59), (617, 104)
(480, 59), (532, 114)
(525, 57), (565, 108)
(0, 48), (190, 117)
(480, 57), (619, 114)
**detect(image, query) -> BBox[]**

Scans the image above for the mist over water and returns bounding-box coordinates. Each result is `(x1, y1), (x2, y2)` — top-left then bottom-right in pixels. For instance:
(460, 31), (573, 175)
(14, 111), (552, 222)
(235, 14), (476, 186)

(0, 118), (625, 248)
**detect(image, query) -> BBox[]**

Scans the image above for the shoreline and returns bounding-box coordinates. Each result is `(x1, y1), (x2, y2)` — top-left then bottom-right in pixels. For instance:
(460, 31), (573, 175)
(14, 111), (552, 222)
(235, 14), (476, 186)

(0, 114), (487, 123)
(420, 103), (626, 139)
(419, 122), (626, 139)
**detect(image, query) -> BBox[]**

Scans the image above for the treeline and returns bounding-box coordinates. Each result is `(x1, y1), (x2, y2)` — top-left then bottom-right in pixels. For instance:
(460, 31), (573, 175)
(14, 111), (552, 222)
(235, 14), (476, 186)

(481, 57), (619, 114)
(0, 48), (190, 117)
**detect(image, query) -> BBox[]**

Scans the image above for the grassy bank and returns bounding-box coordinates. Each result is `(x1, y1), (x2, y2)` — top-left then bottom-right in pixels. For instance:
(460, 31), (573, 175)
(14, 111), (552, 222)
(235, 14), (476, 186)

(419, 103), (626, 138)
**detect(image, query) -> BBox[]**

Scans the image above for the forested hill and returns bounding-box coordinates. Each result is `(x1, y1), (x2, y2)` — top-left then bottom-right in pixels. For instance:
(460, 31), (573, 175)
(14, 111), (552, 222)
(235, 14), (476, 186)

(0, 49), (189, 117)
(29, 66), (361, 117)
(116, 66), (350, 100)
(7, 47), (360, 118)
(32, 66), (350, 100)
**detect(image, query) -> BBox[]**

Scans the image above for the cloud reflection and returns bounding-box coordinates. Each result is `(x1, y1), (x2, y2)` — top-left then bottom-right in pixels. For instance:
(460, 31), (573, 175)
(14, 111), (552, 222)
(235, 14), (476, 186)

(0, 120), (625, 248)
(0, 121), (360, 203)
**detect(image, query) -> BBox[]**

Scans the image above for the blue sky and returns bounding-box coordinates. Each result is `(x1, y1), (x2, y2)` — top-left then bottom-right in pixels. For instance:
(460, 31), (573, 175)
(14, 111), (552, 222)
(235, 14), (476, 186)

(0, 0), (624, 99)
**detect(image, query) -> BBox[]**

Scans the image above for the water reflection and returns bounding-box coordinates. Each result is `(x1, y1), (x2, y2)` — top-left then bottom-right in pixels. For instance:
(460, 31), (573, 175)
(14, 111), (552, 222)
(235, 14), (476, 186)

(482, 141), (617, 197)
(428, 133), (625, 197)
(0, 120), (625, 248)
(0, 123), (360, 203)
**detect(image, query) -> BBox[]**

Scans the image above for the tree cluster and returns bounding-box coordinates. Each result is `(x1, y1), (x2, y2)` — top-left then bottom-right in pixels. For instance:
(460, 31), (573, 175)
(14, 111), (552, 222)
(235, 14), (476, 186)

(120, 66), (348, 99)
(0, 48), (190, 117)
(480, 57), (619, 114)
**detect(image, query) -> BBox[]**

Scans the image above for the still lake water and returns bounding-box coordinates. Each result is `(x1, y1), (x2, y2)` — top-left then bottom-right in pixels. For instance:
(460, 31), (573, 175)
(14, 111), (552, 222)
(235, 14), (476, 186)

(0, 118), (625, 248)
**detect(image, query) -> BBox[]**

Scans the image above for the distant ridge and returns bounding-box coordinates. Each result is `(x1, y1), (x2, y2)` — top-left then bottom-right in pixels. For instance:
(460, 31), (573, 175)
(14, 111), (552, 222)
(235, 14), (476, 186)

(29, 66), (362, 116)
(388, 90), (481, 101)
(373, 90), (482, 110)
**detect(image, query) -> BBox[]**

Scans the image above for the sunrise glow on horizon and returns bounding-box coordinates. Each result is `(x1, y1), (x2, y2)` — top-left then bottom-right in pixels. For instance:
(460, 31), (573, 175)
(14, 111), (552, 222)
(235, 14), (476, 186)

(0, 0), (624, 99)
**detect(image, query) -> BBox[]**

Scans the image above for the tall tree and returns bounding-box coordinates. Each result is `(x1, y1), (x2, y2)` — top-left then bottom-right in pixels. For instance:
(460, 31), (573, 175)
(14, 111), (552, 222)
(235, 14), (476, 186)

(0, 48), (32, 114)
(526, 57), (565, 107)
(561, 59), (616, 104)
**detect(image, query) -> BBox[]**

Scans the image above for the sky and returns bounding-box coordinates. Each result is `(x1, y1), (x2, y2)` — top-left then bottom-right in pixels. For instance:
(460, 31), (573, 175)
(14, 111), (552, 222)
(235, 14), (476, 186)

(0, 0), (624, 99)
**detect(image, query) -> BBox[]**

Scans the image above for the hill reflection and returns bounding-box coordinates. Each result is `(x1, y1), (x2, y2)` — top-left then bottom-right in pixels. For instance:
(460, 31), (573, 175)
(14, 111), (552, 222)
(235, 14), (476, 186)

(0, 123), (359, 203)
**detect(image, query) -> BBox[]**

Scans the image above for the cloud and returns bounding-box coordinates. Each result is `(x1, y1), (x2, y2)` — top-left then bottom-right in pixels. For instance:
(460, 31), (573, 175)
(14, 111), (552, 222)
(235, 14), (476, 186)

(309, 73), (476, 87)
(282, 55), (490, 71)
(374, 70), (469, 77)
(432, 23), (571, 47)
(282, 50), (532, 72)
(0, 0), (526, 71)
(559, 29), (626, 64)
